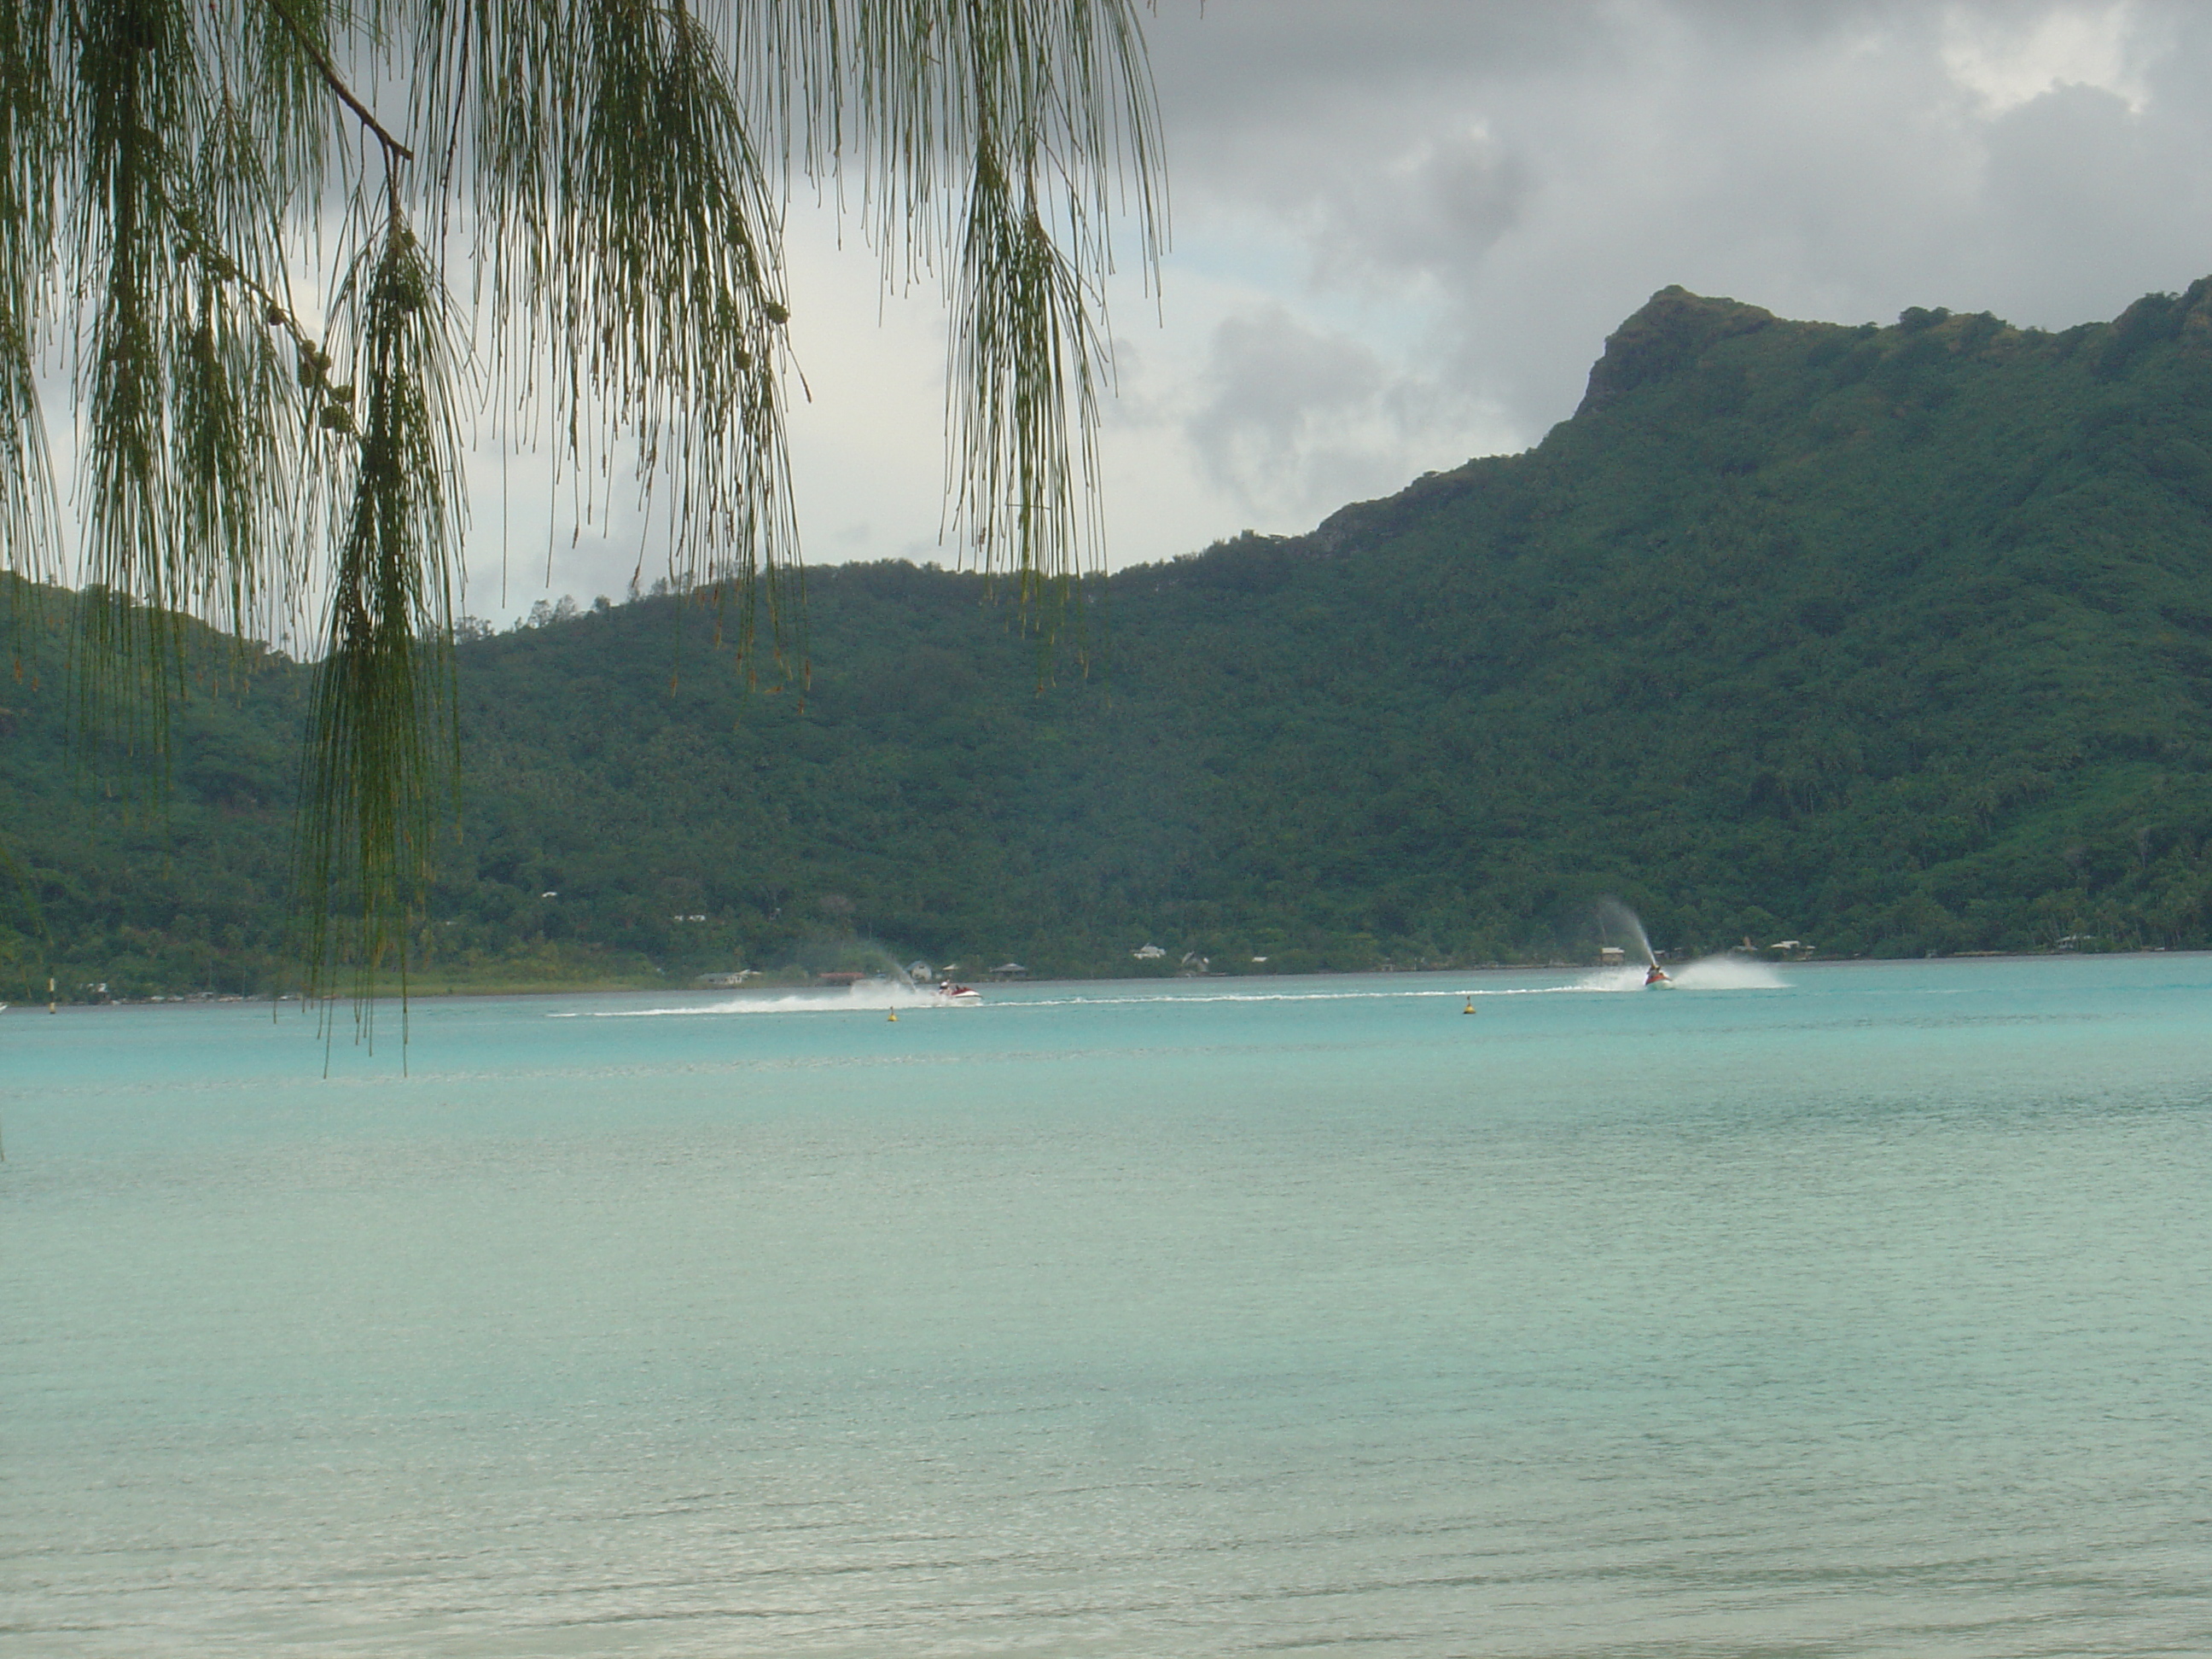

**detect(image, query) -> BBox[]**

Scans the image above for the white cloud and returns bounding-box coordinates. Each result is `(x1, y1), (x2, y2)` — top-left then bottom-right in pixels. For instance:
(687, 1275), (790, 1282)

(1941, 3), (2151, 114)
(1186, 306), (1513, 520)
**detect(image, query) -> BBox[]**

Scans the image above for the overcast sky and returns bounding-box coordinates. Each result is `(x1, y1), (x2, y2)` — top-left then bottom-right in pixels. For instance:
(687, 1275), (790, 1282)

(424, 2), (2212, 614)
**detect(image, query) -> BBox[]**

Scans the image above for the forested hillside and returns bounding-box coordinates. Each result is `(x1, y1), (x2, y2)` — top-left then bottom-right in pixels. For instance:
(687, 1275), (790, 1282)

(13, 277), (2212, 998)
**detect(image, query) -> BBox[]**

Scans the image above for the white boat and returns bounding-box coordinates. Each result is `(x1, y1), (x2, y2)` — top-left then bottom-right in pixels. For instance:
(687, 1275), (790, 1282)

(935, 981), (981, 1004)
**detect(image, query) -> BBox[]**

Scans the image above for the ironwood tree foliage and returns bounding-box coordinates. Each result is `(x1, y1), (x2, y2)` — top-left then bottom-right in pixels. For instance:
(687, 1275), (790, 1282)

(0, 0), (1163, 1009)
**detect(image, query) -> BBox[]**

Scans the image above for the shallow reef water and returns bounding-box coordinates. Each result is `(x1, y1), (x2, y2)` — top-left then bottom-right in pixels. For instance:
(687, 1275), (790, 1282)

(5, 957), (2209, 1656)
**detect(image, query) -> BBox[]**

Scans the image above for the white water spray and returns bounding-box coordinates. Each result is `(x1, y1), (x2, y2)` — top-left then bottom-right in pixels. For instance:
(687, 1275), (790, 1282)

(1594, 896), (1659, 969)
(1569, 953), (1785, 992)
(1586, 899), (1788, 990)
(1663, 955), (1785, 989)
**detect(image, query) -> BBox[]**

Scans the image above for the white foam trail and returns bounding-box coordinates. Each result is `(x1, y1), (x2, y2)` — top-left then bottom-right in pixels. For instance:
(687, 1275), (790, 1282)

(547, 961), (1789, 1019)
(556, 984), (1644, 1018)
(991, 989), (1484, 1007)
(556, 981), (951, 1017)
(556, 987), (1475, 1016)
(1572, 966), (1652, 992)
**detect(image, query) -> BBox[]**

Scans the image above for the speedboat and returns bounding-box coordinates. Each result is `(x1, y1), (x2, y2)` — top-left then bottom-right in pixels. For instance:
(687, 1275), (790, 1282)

(935, 981), (981, 1004)
(1644, 963), (1672, 987)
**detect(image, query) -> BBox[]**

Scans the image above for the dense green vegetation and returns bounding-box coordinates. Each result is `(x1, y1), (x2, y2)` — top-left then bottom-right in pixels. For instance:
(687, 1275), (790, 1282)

(14, 278), (2212, 998)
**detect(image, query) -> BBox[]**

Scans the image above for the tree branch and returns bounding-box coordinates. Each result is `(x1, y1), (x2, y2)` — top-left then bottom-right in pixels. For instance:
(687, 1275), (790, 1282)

(259, 0), (416, 163)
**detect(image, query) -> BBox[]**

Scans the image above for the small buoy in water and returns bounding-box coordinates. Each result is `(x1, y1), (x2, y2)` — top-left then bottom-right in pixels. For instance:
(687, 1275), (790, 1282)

(1463, 997), (1476, 1015)
(888, 1010), (898, 1022)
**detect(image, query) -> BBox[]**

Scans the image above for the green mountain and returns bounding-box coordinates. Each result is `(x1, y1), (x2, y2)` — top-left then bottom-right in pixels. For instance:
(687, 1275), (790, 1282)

(13, 278), (2212, 998)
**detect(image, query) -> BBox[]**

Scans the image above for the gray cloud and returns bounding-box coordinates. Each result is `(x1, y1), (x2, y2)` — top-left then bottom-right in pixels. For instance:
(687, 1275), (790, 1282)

(1143, 0), (2212, 524)
(509, 1), (2212, 601)
(1301, 128), (1532, 291)
(1187, 306), (1505, 516)
(1189, 306), (1385, 509)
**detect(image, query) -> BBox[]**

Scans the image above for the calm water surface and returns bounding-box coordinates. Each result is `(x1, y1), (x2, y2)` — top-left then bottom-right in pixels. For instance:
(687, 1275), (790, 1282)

(4, 958), (2210, 1656)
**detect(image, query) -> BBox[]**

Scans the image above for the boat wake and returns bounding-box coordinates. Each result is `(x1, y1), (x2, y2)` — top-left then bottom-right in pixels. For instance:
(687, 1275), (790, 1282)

(556, 982), (958, 1017)
(548, 959), (1787, 1019)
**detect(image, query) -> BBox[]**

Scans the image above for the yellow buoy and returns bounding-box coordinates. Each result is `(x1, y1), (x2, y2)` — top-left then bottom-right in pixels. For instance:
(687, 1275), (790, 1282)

(887, 1010), (898, 1022)
(1462, 997), (1476, 1014)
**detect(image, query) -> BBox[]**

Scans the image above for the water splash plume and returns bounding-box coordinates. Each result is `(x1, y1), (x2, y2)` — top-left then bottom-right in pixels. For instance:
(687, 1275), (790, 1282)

(1594, 896), (1658, 969)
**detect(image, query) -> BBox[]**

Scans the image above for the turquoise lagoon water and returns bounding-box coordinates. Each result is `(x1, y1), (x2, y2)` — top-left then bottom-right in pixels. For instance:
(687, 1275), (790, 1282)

(3, 957), (2210, 1656)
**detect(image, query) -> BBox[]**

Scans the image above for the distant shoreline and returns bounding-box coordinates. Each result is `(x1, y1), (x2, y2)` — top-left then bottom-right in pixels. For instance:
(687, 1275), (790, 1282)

(20, 949), (2196, 1010)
